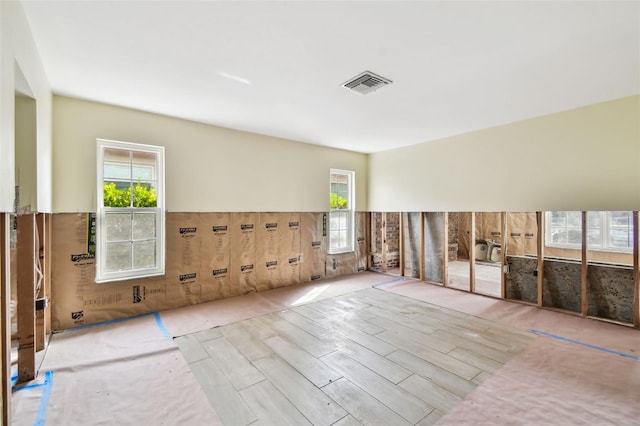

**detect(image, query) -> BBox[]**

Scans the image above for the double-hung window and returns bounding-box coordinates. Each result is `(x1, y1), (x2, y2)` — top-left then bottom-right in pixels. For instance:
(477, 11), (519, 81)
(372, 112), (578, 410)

(329, 169), (355, 253)
(96, 139), (165, 282)
(545, 211), (633, 252)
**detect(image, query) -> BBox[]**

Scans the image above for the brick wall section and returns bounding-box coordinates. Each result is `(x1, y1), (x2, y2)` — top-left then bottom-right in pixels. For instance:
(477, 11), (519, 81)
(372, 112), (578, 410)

(448, 212), (458, 262)
(371, 212), (400, 270)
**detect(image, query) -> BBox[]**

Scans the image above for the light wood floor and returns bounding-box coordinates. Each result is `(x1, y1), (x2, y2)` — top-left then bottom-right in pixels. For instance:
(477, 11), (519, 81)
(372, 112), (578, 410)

(175, 287), (536, 426)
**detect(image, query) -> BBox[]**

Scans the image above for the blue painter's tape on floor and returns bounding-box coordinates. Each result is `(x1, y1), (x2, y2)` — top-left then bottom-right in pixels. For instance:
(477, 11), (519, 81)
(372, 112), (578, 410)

(154, 312), (172, 339)
(372, 276), (406, 288)
(65, 312), (155, 332)
(34, 371), (54, 426)
(11, 374), (17, 388)
(530, 329), (640, 361)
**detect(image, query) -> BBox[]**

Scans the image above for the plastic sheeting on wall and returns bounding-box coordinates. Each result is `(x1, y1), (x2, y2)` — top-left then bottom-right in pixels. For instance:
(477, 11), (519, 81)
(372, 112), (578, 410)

(50, 211), (367, 331)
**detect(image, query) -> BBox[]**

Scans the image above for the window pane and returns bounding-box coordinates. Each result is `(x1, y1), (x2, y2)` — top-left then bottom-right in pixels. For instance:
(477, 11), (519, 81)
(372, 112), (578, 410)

(586, 211), (601, 247)
(567, 212), (581, 227)
(587, 212), (601, 227)
(609, 211), (632, 249)
(105, 242), (132, 272)
(610, 211), (632, 227)
(338, 230), (347, 248)
(330, 231), (340, 249)
(330, 213), (340, 230)
(132, 151), (156, 180)
(131, 182), (157, 207)
(551, 211), (567, 227)
(104, 148), (131, 180)
(133, 241), (156, 269)
(106, 213), (131, 241)
(549, 211), (581, 246)
(104, 181), (131, 207)
(133, 213), (156, 240)
(339, 212), (347, 229)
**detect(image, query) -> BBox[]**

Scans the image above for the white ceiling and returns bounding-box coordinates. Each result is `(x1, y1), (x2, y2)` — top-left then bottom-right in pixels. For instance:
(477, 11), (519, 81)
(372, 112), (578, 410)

(21, 1), (640, 153)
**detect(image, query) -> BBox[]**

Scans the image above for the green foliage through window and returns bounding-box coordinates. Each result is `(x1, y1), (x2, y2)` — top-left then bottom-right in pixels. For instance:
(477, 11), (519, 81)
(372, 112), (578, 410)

(103, 182), (157, 207)
(330, 193), (348, 209)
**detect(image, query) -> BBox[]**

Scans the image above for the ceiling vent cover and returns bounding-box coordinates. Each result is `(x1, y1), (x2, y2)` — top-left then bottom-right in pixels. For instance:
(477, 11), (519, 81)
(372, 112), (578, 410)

(342, 71), (392, 94)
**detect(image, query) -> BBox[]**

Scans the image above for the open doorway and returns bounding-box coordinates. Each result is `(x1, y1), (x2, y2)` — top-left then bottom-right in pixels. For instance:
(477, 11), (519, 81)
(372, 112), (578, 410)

(10, 63), (40, 387)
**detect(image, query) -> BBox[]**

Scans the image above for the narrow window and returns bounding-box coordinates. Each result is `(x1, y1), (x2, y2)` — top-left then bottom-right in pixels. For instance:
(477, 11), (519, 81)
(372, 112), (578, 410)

(329, 169), (355, 253)
(96, 139), (165, 282)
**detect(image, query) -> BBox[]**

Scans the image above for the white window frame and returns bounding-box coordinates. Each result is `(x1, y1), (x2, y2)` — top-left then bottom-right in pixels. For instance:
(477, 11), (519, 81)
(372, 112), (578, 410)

(96, 139), (165, 282)
(545, 211), (633, 253)
(329, 169), (355, 254)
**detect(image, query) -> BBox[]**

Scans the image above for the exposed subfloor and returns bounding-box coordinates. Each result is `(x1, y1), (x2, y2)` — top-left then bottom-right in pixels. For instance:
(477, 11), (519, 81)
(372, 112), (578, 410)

(10, 271), (640, 425)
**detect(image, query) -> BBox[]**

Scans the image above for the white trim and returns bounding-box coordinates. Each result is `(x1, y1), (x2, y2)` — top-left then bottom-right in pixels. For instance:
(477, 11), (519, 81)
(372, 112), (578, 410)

(96, 139), (165, 283)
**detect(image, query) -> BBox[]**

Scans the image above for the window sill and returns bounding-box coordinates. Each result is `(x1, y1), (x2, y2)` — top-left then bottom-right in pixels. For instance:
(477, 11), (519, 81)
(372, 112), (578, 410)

(96, 271), (165, 284)
(328, 249), (355, 255)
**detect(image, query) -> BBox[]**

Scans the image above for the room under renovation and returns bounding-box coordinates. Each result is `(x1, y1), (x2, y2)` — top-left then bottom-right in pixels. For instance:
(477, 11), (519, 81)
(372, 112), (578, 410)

(2, 1), (639, 425)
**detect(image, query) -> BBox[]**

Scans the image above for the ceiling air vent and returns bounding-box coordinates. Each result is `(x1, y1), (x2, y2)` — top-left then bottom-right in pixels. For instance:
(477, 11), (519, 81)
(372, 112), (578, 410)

(342, 71), (392, 94)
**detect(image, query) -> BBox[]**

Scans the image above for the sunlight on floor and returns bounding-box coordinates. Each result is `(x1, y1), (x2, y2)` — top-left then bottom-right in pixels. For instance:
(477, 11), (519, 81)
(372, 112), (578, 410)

(290, 285), (329, 306)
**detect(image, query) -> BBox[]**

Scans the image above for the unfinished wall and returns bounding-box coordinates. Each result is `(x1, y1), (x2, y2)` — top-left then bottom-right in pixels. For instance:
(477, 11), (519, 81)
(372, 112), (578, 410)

(424, 212), (444, 283)
(368, 96), (640, 212)
(447, 212), (458, 262)
(587, 264), (634, 324)
(403, 213), (421, 278)
(506, 256), (635, 324)
(52, 96), (368, 213)
(505, 256), (538, 304)
(51, 211), (367, 330)
(371, 212), (400, 271)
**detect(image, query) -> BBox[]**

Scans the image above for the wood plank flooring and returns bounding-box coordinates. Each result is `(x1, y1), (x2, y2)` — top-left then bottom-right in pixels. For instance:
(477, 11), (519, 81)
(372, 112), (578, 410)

(175, 287), (536, 426)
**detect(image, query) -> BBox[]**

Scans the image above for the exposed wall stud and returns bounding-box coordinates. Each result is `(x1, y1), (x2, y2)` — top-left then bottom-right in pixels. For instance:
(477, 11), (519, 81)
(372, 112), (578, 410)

(17, 214), (36, 383)
(501, 212), (507, 299)
(366, 213), (372, 270)
(399, 213), (405, 277)
(1, 213), (11, 425)
(443, 213), (449, 287)
(420, 212), (425, 281)
(470, 213), (476, 293)
(633, 211), (639, 328)
(381, 212), (388, 273)
(537, 212), (544, 307)
(581, 211), (588, 317)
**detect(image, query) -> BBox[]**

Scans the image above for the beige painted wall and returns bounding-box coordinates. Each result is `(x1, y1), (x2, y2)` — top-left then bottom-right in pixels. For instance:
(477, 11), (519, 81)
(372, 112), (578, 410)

(53, 96), (368, 213)
(0, 1), (52, 212)
(368, 96), (640, 212)
(15, 95), (37, 212)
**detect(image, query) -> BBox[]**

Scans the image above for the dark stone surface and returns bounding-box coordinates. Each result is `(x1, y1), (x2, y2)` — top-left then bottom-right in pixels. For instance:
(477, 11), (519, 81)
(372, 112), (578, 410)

(543, 259), (582, 313)
(505, 256), (538, 304)
(587, 264), (634, 324)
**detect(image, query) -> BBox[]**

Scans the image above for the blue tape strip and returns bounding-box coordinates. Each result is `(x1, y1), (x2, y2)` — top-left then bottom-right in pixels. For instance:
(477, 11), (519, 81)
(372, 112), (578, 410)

(13, 372), (50, 393)
(66, 312), (155, 332)
(530, 329), (640, 361)
(372, 276), (406, 288)
(64, 310), (171, 338)
(154, 312), (172, 339)
(11, 374), (17, 388)
(34, 371), (54, 426)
